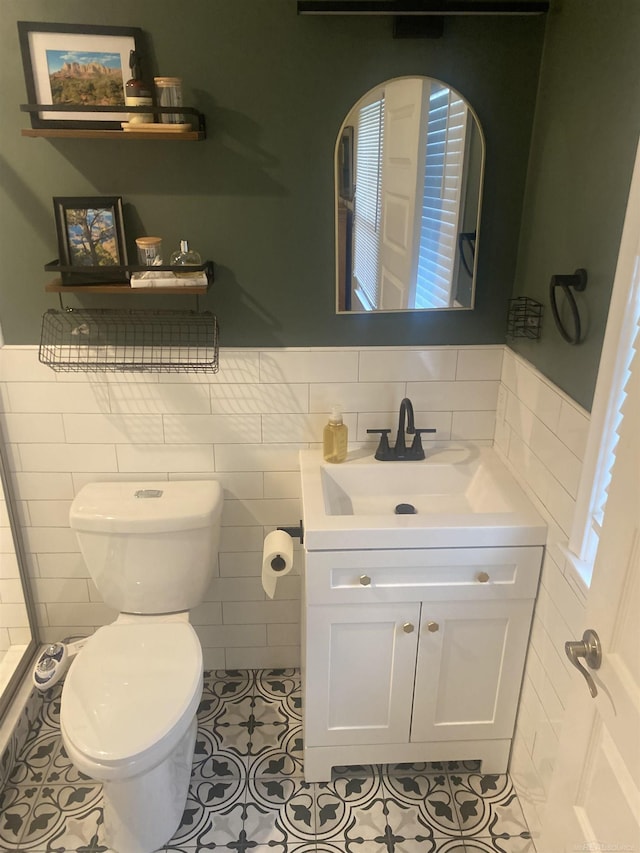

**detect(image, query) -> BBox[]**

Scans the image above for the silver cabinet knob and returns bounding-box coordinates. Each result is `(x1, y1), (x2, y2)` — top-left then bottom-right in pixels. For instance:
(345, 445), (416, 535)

(402, 622), (415, 633)
(426, 621), (439, 633)
(476, 571), (490, 583)
(359, 574), (371, 586)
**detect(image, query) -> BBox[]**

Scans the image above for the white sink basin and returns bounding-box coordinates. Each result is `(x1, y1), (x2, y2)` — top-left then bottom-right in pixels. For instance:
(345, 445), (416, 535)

(300, 445), (547, 550)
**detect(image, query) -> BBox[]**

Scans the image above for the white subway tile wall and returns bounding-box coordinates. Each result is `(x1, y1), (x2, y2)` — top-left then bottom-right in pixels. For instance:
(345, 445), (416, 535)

(494, 347), (591, 840)
(0, 344), (504, 672)
(1, 342), (594, 842)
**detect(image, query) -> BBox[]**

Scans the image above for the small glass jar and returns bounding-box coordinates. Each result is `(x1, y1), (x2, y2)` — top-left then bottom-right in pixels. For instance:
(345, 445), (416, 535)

(154, 77), (184, 124)
(136, 236), (163, 266)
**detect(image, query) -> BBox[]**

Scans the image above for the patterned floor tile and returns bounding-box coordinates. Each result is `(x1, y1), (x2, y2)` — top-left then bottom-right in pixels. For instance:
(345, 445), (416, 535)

(383, 771), (460, 837)
(247, 723), (304, 779)
(13, 782), (104, 852)
(315, 772), (390, 843)
(192, 727), (248, 781)
(165, 777), (247, 850)
(0, 668), (535, 853)
(254, 669), (303, 725)
(244, 777), (317, 847)
(9, 728), (60, 786)
(44, 741), (92, 786)
(38, 684), (63, 733)
(205, 668), (255, 694)
(0, 783), (41, 849)
(215, 721), (298, 761)
(448, 775), (530, 840)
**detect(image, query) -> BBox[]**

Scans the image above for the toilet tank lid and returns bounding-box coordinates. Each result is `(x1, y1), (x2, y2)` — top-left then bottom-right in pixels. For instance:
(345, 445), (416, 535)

(70, 480), (223, 533)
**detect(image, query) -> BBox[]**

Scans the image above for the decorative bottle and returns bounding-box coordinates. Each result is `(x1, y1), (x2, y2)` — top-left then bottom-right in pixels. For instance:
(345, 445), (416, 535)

(125, 50), (154, 124)
(323, 406), (348, 464)
(169, 240), (202, 277)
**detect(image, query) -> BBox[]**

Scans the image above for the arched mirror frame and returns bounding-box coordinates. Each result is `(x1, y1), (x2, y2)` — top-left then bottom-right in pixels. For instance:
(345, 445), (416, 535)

(334, 75), (486, 314)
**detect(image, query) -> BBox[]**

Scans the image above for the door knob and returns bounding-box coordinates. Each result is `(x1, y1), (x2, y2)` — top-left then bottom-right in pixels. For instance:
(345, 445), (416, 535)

(426, 621), (439, 632)
(565, 629), (602, 698)
(359, 574), (371, 586)
(476, 571), (490, 583)
(402, 622), (415, 633)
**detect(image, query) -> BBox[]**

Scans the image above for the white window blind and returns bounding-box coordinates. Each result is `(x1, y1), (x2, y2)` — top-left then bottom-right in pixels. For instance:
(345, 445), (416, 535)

(352, 97), (384, 310)
(416, 85), (468, 309)
(581, 280), (639, 572)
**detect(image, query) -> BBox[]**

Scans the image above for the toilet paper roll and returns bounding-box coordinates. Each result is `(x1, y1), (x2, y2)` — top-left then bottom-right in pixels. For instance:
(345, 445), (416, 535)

(262, 530), (294, 599)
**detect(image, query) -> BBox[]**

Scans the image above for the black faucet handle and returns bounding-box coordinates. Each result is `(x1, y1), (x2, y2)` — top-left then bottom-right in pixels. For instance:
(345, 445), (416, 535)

(367, 428), (393, 461)
(409, 428), (437, 461)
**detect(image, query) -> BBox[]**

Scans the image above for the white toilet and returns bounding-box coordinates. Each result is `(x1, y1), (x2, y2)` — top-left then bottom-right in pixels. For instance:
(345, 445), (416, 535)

(61, 480), (223, 853)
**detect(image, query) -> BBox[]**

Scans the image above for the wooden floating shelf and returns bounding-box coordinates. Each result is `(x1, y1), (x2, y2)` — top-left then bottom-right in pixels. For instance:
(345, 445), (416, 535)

(22, 128), (204, 141)
(45, 279), (208, 295)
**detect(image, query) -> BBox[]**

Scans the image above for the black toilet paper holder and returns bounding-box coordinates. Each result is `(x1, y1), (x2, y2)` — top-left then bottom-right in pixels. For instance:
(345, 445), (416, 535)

(277, 521), (304, 544)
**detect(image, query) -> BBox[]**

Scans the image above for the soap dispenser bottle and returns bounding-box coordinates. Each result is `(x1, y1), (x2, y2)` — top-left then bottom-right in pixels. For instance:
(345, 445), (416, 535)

(323, 406), (348, 463)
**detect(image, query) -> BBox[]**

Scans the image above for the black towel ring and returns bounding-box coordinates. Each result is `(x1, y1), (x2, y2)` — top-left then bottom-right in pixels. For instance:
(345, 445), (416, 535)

(549, 268), (588, 345)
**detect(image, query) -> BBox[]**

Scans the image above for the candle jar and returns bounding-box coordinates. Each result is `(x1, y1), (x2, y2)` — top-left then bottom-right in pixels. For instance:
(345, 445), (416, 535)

(136, 236), (163, 266)
(154, 77), (184, 124)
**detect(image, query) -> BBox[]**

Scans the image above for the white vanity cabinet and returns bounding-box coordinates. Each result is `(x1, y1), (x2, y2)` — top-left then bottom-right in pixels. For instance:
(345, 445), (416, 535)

(302, 546), (543, 782)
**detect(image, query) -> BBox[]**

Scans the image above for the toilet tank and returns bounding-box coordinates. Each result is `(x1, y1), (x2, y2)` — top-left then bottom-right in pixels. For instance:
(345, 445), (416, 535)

(70, 481), (223, 614)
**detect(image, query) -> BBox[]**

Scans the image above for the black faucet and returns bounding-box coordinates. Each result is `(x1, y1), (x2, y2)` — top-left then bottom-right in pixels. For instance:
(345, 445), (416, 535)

(367, 397), (436, 461)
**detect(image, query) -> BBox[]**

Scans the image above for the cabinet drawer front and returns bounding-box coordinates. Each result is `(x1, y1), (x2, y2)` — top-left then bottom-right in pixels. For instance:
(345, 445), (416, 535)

(305, 547), (542, 604)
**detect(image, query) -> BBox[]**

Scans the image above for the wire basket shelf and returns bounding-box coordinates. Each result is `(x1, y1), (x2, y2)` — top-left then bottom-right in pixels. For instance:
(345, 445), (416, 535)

(39, 308), (219, 373)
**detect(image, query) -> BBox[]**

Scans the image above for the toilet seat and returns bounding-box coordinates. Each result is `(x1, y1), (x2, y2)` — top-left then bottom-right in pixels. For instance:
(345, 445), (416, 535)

(61, 621), (202, 779)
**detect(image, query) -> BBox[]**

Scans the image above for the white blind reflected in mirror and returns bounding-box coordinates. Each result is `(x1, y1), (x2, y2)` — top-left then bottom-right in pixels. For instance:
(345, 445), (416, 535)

(352, 96), (384, 310)
(417, 84), (468, 309)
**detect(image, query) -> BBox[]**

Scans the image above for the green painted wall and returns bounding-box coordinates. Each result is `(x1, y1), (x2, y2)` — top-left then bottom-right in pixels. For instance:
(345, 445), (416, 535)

(0, 0), (544, 346)
(510, 0), (640, 411)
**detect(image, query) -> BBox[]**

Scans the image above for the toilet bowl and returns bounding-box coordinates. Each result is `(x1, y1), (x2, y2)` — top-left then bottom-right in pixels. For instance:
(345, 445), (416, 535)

(61, 615), (202, 853)
(62, 480), (223, 853)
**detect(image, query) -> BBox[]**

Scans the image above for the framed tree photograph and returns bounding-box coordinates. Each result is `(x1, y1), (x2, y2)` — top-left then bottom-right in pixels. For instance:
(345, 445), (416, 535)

(53, 196), (128, 284)
(18, 22), (143, 130)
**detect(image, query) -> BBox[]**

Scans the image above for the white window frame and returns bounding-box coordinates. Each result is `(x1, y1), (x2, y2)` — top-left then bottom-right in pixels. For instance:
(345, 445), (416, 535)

(566, 136), (640, 592)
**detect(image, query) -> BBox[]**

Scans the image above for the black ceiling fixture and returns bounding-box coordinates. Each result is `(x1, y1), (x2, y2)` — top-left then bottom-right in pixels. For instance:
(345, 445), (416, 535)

(297, 1), (549, 14)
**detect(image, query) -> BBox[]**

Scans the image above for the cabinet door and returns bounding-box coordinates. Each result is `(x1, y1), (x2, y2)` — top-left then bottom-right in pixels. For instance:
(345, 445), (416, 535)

(305, 602), (420, 747)
(411, 599), (533, 743)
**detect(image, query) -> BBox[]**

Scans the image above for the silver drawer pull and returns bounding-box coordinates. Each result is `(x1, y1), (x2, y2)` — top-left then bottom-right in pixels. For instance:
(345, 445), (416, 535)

(359, 574), (371, 586)
(476, 571), (490, 583)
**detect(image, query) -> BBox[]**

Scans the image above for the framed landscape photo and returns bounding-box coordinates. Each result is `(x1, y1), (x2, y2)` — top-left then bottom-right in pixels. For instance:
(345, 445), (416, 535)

(18, 22), (143, 129)
(53, 196), (128, 284)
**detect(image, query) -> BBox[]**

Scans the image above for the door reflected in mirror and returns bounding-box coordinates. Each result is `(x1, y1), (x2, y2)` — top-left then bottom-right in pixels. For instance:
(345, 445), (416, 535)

(336, 76), (484, 313)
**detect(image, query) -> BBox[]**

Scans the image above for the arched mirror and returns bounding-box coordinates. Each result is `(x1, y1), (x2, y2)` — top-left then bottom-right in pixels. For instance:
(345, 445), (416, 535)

(336, 76), (484, 313)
